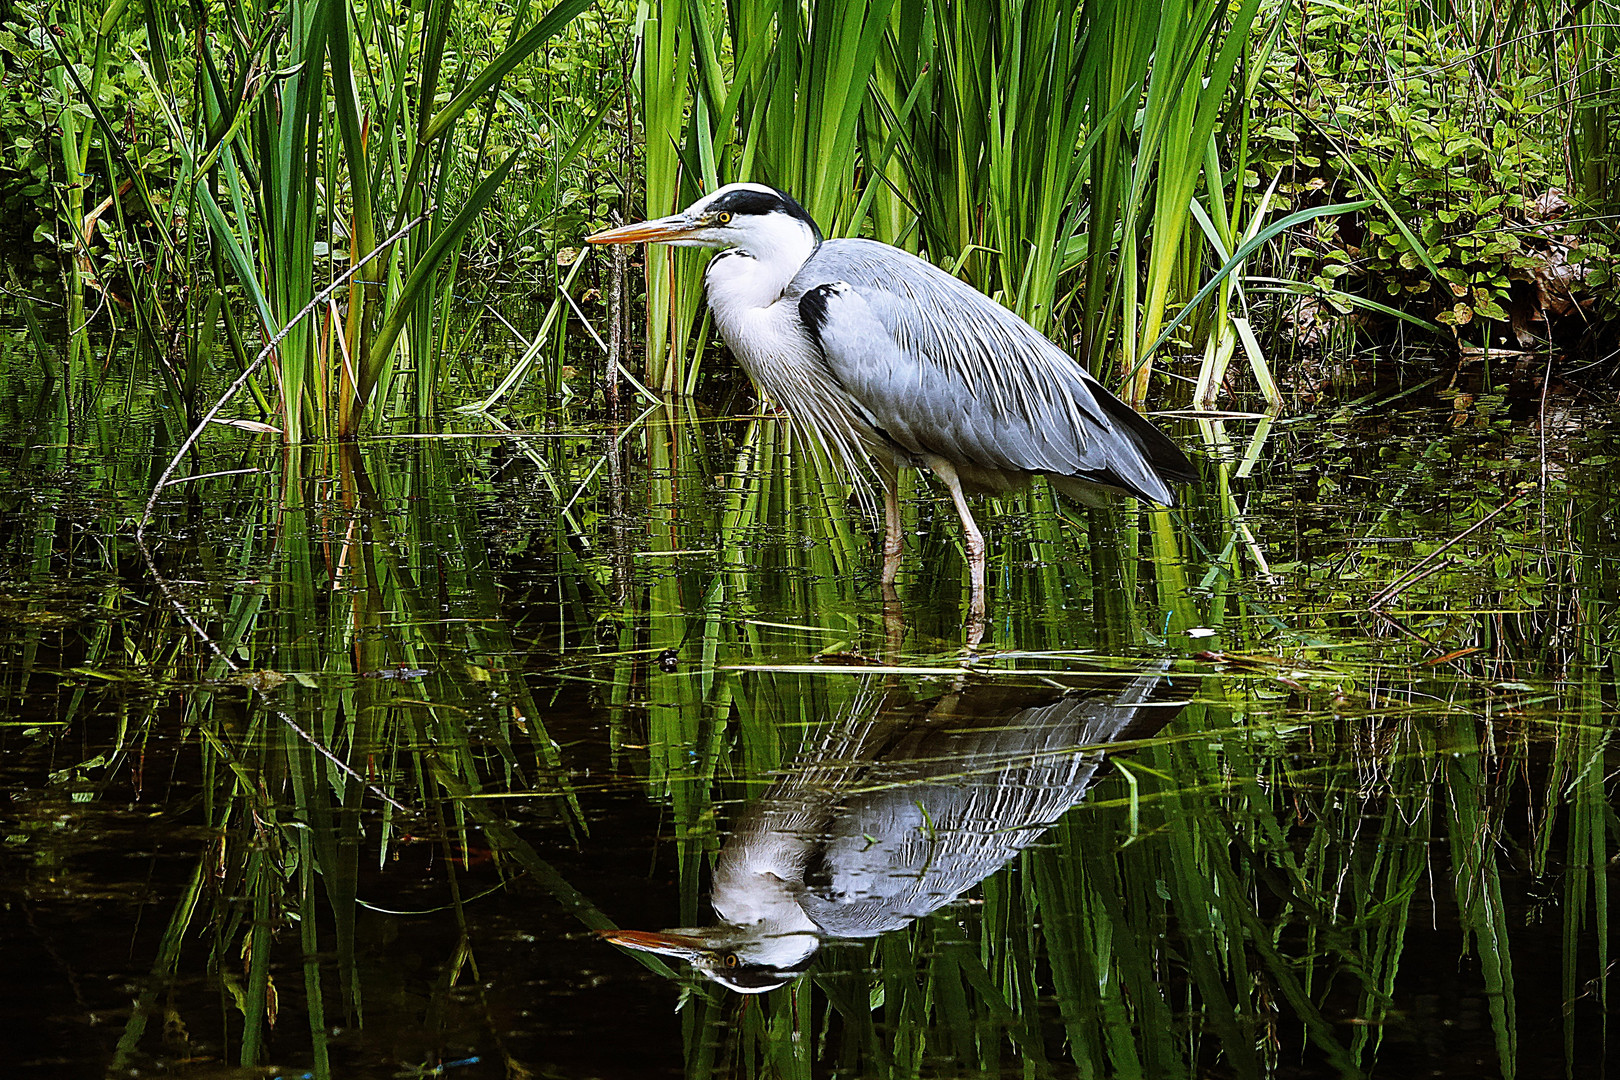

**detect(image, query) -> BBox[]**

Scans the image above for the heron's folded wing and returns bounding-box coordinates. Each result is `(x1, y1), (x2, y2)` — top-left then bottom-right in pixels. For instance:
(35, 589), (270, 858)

(794, 240), (1189, 502)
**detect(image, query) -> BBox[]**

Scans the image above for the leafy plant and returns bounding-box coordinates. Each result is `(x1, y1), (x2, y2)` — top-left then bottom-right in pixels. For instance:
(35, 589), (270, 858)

(1251, 0), (1620, 346)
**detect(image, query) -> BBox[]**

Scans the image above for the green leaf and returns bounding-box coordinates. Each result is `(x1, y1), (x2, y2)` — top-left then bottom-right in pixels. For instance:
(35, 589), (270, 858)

(1142, 199), (1374, 365)
(422, 0), (592, 146)
(363, 149), (523, 405)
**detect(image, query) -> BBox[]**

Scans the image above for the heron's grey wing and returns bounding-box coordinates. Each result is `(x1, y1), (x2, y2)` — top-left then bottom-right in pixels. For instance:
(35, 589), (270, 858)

(799, 784), (1069, 936)
(793, 240), (1193, 502)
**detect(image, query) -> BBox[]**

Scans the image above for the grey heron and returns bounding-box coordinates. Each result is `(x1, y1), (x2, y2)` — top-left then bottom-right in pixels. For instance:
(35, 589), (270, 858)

(602, 664), (1183, 993)
(588, 183), (1195, 627)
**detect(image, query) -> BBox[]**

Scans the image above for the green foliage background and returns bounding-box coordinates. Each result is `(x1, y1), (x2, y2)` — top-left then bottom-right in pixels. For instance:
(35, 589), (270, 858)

(0, 0), (1617, 429)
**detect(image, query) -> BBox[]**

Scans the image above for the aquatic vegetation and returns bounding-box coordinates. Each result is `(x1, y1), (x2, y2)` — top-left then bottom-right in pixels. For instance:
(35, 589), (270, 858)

(2, 1), (1619, 1076)
(0, 313), (1615, 1075)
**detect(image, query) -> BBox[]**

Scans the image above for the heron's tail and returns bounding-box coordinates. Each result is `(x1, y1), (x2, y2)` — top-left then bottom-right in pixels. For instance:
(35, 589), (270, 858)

(1051, 391), (1196, 507)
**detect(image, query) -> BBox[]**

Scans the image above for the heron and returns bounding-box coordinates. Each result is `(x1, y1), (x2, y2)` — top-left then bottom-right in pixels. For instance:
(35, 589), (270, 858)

(587, 183), (1195, 627)
(601, 664), (1184, 993)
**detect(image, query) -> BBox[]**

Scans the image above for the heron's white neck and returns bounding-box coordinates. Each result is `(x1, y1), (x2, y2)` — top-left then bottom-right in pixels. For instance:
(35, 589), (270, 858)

(703, 216), (818, 321)
(710, 805), (821, 937)
(712, 853), (819, 937)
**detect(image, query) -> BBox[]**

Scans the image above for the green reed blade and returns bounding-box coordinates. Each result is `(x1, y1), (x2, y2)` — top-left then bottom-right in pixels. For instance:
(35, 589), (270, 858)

(361, 148), (520, 413)
(1442, 715), (1519, 1079)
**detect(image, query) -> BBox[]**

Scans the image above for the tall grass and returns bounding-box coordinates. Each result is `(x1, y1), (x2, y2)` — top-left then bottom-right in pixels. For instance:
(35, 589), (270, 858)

(31, 0), (593, 440)
(1572, 2), (1618, 202)
(626, 0), (1285, 405)
(632, 0), (894, 391)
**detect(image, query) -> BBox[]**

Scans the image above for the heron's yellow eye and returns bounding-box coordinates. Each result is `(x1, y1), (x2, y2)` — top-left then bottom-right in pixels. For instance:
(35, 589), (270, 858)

(717, 211), (732, 224)
(724, 953), (740, 967)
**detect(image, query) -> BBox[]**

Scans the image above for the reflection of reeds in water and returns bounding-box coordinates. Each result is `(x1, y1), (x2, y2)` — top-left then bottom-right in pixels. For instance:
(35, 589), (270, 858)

(596, 408), (1615, 1078)
(86, 436), (610, 1073)
(660, 679), (1615, 1079)
(0, 347), (1614, 1078)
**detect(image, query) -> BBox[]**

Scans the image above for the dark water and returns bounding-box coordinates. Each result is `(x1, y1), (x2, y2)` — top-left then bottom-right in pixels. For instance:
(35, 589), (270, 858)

(0, 349), (1615, 1078)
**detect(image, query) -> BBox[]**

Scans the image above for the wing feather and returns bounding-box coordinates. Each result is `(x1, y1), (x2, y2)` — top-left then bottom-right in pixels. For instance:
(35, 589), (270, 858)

(791, 239), (1192, 503)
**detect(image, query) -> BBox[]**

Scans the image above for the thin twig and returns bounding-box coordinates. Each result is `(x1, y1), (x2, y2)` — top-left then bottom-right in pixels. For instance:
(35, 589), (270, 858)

(606, 241), (629, 602)
(160, 467), (263, 487)
(1368, 492), (1526, 609)
(1538, 345), (1552, 550)
(606, 242), (624, 422)
(131, 521), (413, 814)
(559, 278), (658, 403)
(136, 210), (432, 537)
(131, 213), (433, 817)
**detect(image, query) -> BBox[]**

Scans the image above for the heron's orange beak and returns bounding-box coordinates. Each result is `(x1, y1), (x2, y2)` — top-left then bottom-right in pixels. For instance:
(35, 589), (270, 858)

(598, 927), (714, 960)
(586, 214), (694, 245)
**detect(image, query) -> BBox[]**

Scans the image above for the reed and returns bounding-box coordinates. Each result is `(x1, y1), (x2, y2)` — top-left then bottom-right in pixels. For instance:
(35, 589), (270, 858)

(626, 0), (1284, 407)
(2, 324), (1615, 1075)
(34, 0), (593, 440)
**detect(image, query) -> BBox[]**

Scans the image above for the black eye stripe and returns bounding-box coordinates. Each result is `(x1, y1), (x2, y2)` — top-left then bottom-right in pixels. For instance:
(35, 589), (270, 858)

(708, 189), (786, 217)
(704, 186), (822, 242)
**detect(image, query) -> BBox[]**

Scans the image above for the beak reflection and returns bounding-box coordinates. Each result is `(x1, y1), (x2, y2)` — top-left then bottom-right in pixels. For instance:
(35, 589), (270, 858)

(598, 928), (714, 962)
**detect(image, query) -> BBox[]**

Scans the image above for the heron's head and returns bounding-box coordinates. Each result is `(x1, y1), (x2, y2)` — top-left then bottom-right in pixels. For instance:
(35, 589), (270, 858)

(600, 922), (820, 994)
(587, 183), (822, 261)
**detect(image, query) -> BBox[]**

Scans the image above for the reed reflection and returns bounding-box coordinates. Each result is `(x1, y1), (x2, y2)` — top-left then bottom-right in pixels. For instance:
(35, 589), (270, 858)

(605, 663), (1187, 992)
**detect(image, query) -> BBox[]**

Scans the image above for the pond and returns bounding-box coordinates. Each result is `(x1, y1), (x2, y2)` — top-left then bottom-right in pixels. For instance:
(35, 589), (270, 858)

(0, 331), (1615, 1079)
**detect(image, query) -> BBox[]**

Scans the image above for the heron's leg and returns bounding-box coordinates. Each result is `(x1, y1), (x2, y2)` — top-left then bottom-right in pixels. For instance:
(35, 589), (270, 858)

(880, 469), (904, 587)
(929, 461), (987, 631)
(882, 595), (906, 657)
(875, 460), (906, 651)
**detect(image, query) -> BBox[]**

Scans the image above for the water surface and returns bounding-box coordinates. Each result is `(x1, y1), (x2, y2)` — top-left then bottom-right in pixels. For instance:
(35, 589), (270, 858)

(0, 340), (1614, 1078)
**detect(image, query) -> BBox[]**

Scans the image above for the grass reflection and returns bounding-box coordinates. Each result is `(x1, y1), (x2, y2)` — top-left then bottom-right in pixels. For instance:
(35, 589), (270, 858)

(0, 359), (1613, 1077)
(102, 435), (611, 1074)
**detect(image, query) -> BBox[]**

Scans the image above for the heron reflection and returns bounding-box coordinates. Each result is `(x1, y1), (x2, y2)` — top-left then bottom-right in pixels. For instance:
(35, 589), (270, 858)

(605, 664), (1185, 993)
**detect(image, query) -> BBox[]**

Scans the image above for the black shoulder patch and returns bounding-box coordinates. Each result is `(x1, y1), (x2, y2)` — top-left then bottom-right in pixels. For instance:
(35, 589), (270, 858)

(798, 282), (842, 339)
(710, 185), (823, 242)
(802, 839), (837, 896)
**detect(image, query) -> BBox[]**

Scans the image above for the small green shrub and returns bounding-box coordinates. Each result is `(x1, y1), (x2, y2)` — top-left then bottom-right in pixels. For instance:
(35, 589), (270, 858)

(1253, 0), (1620, 341)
